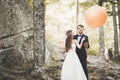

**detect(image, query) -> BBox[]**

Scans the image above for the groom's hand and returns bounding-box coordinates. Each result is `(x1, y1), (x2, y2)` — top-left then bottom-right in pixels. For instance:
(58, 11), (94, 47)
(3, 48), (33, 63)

(83, 42), (88, 48)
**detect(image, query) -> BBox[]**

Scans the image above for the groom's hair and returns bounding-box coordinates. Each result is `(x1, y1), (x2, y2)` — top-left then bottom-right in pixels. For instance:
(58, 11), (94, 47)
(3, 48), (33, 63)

(77, 24), (84, 29)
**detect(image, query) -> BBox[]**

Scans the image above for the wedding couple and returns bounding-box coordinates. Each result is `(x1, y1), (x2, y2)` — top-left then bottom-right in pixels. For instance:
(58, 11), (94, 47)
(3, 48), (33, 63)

(61, 24), (90, 80)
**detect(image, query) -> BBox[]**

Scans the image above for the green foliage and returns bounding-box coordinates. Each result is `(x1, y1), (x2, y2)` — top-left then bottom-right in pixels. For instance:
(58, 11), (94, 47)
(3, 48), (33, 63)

(45, 0), (60, 4)
(113, 55), (120, 64)
(79, 0), (97, 10)
(69, 2), (76, 8)
(87, 49), (98, 55)
(90, 78), (98, 80)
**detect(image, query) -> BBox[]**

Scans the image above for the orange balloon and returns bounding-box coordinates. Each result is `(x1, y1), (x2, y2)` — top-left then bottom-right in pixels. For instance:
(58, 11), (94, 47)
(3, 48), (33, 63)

(85, 5), (107, 28)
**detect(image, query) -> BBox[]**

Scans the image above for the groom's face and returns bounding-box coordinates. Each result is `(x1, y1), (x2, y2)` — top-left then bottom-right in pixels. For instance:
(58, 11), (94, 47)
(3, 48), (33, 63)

(77, 26), (84, 34)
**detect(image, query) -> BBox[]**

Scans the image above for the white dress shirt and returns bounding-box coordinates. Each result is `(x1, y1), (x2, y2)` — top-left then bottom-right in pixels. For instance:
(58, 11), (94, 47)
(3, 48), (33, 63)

(77, 35), (82, 42)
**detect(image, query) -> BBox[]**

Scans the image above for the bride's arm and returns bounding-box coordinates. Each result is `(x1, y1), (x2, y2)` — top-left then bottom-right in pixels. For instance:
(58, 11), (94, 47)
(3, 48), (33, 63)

(74, 37), (85, 49)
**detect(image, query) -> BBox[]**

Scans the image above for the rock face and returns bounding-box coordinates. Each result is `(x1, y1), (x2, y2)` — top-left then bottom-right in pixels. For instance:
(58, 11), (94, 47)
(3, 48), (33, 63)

(0, 0), (39, 80)
(0, 0), (46, 80)
(0, 0), (46, 79)
(45, 41), (64, 80)
(0, 0), (34, 71)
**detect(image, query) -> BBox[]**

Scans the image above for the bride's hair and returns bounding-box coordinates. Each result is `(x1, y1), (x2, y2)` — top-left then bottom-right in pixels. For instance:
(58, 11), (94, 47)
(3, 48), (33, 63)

(65, 30), (73, 52)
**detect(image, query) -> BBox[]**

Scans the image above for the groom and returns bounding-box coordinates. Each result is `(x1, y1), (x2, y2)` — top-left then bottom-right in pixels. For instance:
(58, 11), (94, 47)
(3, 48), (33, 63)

(74, 24), (90, 80)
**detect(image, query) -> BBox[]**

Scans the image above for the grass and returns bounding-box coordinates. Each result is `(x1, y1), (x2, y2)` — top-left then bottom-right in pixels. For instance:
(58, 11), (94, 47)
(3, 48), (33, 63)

(112, 55), (120, 64)
(87, 49), (98, 56)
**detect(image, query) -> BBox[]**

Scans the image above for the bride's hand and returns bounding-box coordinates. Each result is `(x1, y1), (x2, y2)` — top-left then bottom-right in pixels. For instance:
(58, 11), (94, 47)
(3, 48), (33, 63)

(74, 40), (78, 44)
(81, 37), (85, 42)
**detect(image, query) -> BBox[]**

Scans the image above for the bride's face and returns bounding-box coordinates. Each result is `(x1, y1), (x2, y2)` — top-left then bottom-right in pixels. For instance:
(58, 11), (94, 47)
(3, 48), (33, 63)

(71, 32), (75, 38)
(72, 32), (74, 36)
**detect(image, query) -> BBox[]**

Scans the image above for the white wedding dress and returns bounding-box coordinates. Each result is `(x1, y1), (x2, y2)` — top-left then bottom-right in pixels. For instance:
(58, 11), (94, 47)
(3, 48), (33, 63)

(61, 43), (87, 80)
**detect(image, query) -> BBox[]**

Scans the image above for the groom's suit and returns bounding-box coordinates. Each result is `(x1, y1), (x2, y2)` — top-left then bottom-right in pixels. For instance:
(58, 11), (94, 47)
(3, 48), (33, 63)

(74, 34), (90, 80)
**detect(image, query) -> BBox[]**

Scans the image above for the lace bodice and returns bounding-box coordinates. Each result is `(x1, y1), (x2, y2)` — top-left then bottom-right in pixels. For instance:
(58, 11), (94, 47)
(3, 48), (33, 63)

(69, 43), (76, 52)
(71, 43), (76, 49)
(65, 43), (76, 56)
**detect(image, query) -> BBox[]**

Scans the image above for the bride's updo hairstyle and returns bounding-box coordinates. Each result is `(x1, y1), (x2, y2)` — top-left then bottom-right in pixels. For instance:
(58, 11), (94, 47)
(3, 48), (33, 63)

(65, 30), (73, 52)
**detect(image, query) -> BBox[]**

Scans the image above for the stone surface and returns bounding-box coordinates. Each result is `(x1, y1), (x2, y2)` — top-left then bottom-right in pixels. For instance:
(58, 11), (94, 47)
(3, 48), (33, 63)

(0, 0), (46, 79)
(0, 0), (36, 80)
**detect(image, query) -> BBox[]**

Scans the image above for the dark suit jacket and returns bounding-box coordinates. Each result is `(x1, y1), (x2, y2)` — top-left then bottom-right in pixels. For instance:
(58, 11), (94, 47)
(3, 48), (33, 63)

(74, 34), (90, 60)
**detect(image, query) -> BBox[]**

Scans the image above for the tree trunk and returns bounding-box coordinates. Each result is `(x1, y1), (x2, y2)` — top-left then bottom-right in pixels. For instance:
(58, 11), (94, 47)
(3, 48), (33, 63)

(33, 0), (46, 79)
(99, 27), (105, 58)
(76, 0), (79, 25)
(118, 0), (120, 34)
(117, 0), (120, 53)
(98, 0), (105, 59)
(112, 0), (119, 57)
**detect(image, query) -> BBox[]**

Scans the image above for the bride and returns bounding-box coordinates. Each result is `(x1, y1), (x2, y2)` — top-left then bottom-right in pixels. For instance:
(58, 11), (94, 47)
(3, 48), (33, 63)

(61, 30), (87, 80)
